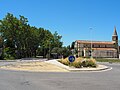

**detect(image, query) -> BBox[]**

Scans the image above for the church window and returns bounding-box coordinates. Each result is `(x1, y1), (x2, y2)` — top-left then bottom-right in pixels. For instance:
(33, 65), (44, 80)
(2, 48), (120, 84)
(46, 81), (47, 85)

(94, 44), (99, 48)
(100, 45), (105, 48)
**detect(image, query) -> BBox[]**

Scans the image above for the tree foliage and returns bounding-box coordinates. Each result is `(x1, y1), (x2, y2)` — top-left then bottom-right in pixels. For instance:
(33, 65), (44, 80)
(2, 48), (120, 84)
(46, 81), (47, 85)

(0, 13), (72, 60)
(71, 41), (75, 49)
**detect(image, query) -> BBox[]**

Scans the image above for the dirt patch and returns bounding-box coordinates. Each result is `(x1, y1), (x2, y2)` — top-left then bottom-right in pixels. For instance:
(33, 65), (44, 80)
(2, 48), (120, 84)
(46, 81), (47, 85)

(0, 61), (69, 72)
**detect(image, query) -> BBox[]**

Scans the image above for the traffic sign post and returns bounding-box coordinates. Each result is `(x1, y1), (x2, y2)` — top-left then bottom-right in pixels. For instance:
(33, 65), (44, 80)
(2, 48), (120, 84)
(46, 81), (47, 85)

(68, 56), (75, 63)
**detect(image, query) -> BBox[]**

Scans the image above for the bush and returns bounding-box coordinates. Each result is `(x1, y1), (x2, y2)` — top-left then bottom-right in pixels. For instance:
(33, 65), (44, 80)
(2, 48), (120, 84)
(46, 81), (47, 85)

(81, 60), (87, 67)
(81, 59), (97, 67)
(4, 55), (15, 60)
(71, 60), (82, 68)
(59, 57), (97, 68)
(3, 47), (15, 60)
(87, 59), (97, 67)
(58, 58), (70, 66)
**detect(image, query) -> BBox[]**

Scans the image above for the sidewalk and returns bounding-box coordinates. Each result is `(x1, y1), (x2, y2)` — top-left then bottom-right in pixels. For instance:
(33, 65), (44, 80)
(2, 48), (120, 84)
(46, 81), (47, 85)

(46, 59), (110, 71)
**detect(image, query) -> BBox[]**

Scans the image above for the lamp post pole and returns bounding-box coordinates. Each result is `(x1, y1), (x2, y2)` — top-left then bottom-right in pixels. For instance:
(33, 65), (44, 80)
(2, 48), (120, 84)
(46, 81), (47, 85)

(48, 41), (50, 60)
(90, 27), (93, 59)
(48, 40), (52, 60)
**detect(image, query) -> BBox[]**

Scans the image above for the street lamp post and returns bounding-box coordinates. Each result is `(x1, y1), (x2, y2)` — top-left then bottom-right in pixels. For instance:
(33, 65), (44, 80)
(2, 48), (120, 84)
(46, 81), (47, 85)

(90, 27), (93, 59)
(48, 40), (52, 60)
(48, 42), (50, 60)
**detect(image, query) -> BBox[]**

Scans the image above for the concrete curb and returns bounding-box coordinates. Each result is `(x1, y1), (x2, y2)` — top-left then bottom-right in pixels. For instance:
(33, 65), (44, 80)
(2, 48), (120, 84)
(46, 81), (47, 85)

(0, 60), (17, 62)
(0, 59), (47, 62)
(46, 59), (110, 72)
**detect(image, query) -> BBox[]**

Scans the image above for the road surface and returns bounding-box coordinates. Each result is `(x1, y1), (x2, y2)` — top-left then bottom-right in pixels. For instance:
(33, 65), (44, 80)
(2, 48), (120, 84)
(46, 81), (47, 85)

(0, 61), (120, 90)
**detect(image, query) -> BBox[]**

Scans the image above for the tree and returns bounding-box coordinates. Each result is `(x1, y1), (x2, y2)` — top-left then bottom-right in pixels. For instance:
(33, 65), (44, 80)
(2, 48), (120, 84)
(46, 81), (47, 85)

(0, 13), (20, 59)
(71, 42), (75, 49)
(51, 31), (62, 48)
(0, 13), (63, 59)
(61, 46), (72, 58)
(38, 29), (53, 58)
(50, 31), (63, 57)
(0, 13), (38, 59)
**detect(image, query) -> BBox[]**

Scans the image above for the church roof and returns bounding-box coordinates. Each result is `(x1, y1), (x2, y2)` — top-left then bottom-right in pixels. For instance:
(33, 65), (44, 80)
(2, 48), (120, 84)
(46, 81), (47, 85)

(76, 40), (114, 45)
(92, 48), (116, 50)
(113, 26), (118, 36)
(84, 48), (116, 51)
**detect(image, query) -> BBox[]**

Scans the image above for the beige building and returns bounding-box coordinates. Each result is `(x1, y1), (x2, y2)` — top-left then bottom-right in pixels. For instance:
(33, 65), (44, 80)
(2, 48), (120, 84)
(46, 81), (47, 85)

(74, 27), (119, 58)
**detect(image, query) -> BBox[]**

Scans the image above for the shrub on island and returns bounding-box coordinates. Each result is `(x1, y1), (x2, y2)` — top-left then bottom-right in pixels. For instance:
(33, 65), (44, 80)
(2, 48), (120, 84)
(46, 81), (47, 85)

(58, 57), (97, 68)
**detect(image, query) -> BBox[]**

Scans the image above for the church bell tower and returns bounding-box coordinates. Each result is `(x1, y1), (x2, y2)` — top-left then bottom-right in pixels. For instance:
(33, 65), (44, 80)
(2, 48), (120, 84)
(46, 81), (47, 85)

(112, 26), (119, 58)
(112, 26), (118, 44)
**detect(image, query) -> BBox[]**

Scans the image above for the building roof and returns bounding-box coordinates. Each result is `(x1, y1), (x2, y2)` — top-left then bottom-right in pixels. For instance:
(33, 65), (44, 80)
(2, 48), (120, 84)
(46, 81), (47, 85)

(84, 48), (116, 51)
(76, 40), (114, 45)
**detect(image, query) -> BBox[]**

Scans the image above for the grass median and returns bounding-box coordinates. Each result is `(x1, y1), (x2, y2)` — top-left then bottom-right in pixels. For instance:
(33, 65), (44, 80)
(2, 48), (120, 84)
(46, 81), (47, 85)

(96, 58), (120, 63)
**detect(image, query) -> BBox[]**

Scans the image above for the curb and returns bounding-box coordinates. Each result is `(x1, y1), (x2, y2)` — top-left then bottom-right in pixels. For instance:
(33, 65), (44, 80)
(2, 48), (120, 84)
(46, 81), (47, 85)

(0, 60), (17, 62)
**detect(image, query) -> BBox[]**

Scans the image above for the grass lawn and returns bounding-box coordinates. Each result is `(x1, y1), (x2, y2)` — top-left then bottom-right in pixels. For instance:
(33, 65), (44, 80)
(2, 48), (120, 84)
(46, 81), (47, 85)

(96, 58), (120, 63)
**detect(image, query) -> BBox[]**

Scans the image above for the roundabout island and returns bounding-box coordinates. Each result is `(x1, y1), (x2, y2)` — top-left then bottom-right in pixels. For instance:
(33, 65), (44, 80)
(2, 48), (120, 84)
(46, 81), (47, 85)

(0, 57), (110, 72)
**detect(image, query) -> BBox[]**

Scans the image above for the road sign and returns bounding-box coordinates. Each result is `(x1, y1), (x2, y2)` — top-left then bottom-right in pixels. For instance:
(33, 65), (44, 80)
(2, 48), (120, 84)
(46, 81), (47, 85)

(68, 56), (75, 62)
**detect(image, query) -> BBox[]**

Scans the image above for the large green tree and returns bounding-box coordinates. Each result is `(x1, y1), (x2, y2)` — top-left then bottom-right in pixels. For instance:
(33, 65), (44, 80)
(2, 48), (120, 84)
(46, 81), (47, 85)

(37, 28), (53, 58)
(0, 13), (63, 59)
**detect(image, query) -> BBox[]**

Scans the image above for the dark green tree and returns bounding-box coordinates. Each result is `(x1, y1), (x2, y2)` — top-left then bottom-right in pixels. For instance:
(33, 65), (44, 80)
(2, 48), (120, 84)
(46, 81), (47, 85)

(61, 46), (72, 58)
(0, 13), (63, 59)
(71, 42), (75, 49)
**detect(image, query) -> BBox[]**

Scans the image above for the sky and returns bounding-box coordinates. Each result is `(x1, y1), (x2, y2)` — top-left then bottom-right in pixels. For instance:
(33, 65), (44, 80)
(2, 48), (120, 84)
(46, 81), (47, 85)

(0, 0), (120, 46)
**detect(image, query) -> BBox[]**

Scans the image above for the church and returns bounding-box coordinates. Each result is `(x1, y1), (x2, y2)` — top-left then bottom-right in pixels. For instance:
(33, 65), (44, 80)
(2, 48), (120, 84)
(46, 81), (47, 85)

(74, 27), (119, 58)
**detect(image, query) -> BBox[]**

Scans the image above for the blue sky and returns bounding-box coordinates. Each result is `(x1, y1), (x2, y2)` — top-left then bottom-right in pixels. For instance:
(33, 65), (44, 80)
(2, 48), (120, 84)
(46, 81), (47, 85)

(0, 0), (120, 46)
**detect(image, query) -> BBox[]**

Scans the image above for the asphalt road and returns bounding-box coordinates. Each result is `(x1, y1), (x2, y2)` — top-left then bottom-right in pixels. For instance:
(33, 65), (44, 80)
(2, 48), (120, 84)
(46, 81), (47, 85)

(0, 62), (120, 90)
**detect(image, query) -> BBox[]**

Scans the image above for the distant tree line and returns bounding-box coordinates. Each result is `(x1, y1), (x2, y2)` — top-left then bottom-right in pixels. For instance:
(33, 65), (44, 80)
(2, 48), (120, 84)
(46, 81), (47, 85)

(0, 13), (72, 60)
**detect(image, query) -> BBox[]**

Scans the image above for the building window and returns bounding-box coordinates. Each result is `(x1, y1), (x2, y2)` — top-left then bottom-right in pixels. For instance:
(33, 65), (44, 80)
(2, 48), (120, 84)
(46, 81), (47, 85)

(100, 45), (105, 48)
(94, 44), (99, 48)
(106, 45), (114, 48)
